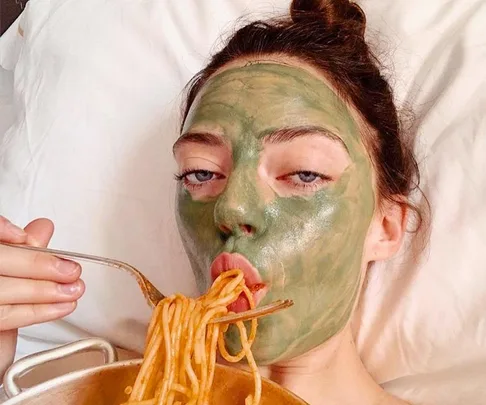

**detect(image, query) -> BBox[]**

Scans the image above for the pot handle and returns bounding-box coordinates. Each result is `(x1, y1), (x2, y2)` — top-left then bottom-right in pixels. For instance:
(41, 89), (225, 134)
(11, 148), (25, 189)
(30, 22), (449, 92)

(2, 337), (118, 399)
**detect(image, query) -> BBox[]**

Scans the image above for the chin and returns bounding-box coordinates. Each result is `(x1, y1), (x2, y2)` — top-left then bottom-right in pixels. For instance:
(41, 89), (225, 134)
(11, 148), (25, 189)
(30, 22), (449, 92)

(223, 323), (291, 366)
(223, 319), (345, 366)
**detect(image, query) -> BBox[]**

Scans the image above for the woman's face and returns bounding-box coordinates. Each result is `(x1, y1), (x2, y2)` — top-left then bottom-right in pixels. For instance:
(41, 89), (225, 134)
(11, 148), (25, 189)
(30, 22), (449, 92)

(174, 61), (375, 364)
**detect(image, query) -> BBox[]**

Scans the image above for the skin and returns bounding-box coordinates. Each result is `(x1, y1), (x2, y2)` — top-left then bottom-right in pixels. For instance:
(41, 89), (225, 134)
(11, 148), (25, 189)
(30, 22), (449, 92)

(0, 217), (83, 379)
(174, 62), (375, 365)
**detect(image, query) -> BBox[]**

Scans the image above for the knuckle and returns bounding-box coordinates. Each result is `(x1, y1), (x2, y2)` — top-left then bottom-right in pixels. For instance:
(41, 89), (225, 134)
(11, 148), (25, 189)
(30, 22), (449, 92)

(0, 216), (9, 233)
(0, 302), (55, 331)
(26, 304), (40, 320)
(32, 251), (56, 273)
(0, 247), (9, 274)
(0, 250), (4, 272)
(0, 304), (14, 330)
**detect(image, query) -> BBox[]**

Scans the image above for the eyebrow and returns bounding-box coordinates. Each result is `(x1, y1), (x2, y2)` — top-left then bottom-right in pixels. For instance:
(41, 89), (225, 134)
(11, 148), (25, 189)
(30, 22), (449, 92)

(173, 132), (227, 154)
(173, 125), (348, 154)
(263, 126), (348, 152)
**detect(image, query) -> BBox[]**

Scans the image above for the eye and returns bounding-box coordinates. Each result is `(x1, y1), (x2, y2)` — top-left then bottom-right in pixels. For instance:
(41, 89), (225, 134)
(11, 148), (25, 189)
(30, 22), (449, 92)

(186, 170), (215, 183)
(291, 171), (320, 183)
(276, 170), (332, 193)
(175, 169), (226, 191)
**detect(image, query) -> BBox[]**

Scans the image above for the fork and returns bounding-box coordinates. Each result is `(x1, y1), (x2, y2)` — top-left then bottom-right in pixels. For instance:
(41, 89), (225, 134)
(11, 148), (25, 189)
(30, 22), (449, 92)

(0, 242), (293, 324)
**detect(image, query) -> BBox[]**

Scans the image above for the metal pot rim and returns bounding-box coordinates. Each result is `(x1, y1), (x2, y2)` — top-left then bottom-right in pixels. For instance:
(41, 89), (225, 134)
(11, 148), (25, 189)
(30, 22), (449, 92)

(2, 359), (141, 404)
(2, 339), (308, 404)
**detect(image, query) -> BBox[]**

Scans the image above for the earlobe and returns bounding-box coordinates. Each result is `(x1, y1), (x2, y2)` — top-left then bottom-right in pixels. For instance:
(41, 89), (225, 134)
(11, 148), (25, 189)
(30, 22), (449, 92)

(366, 201), (407, 262)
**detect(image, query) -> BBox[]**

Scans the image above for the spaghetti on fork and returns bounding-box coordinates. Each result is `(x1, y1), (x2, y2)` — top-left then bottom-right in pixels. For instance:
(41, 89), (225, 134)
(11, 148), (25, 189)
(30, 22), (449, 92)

(122, 269), (261, 405)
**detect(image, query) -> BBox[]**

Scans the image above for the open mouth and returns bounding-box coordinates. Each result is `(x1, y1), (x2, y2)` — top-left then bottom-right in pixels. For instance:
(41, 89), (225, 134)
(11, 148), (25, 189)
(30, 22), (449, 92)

(210, 252), (268, 313)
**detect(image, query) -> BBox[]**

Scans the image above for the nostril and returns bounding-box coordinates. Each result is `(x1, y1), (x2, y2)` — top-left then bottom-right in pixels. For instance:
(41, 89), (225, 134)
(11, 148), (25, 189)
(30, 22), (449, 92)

(219, 225), (231, 235)
(219, 231), (230, 243)
(217, 224), (254, 238)
(240, 224), (253, 235)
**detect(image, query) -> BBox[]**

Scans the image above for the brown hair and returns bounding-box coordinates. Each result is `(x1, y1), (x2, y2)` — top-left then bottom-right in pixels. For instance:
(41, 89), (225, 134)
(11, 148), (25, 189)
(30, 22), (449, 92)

(181, 0), (426, 230)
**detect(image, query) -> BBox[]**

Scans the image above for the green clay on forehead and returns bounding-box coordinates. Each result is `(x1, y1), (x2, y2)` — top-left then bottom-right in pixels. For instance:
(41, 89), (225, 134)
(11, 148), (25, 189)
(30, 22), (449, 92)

(176, 63), (375, 364)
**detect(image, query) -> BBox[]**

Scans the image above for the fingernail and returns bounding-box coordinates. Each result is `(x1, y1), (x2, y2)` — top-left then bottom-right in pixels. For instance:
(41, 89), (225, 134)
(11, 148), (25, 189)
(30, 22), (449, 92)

(51, 302), (76, 311)
(58, 282), (82, 295)
(6, 221), (27, 237)
(56, 259), (80, 275)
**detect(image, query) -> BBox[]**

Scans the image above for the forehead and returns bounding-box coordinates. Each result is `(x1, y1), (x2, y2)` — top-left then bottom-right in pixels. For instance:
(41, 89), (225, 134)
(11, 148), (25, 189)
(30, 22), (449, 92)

(183, 63), (366, 160)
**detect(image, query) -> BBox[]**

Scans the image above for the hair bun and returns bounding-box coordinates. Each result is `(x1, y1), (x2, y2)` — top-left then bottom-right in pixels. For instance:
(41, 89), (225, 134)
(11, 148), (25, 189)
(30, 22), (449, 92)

(290, 0), (367, 37)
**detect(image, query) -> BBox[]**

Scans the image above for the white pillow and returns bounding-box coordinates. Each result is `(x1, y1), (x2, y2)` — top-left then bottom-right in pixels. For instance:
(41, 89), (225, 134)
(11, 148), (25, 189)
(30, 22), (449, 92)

(0, 1), (485, 404)
(356, 2), (486, 402)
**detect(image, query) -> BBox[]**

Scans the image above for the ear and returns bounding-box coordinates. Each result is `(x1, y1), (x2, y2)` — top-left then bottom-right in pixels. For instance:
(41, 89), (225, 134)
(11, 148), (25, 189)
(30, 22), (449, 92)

(364, 200), (407, 262)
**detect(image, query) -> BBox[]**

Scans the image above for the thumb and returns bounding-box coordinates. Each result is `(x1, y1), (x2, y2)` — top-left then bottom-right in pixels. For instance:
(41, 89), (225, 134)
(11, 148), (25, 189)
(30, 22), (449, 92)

(24, 218), (55, 248)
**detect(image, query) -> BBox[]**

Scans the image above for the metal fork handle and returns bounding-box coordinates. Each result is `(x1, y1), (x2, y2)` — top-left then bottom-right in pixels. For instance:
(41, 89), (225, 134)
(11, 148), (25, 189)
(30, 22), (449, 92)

(0, 243), (293, 324)
(211, 299), (294, 324)
(0, 242), (165, 305)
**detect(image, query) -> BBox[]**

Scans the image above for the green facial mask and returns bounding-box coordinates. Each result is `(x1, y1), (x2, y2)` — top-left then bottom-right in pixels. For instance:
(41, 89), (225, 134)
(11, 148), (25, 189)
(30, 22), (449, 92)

(175, 63), (375, 364)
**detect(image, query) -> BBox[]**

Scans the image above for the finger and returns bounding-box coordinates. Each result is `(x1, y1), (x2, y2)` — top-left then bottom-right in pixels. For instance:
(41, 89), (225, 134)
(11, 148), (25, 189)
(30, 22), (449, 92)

(0, 245), (81, 283)
(0, 329), (17, 378)
(0, 276), (85, 305)
(24, 218), (54, 248)
(0, 216), (28, 244)
(0, 302), (77, 332)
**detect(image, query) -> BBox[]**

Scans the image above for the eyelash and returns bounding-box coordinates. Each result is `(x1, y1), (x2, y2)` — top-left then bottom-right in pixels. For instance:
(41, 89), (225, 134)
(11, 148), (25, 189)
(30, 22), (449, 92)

(175, 169), (332, 193)
(174, 169), (225, 191)
(174, 169), (193, 182)
(279, 171), (332, 190)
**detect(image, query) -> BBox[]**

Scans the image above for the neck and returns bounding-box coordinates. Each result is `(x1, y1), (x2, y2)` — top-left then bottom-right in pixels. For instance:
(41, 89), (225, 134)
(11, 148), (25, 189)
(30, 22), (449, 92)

(266, 326), (390, 405)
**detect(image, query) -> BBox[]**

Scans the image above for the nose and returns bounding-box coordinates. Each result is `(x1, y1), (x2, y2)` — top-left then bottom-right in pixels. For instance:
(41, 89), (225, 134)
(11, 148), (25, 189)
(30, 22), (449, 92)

(214, 170), (267, 239)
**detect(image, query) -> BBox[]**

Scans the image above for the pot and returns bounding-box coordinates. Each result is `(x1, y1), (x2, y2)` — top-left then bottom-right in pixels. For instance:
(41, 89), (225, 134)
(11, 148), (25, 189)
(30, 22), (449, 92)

(2, 338), (307, 404)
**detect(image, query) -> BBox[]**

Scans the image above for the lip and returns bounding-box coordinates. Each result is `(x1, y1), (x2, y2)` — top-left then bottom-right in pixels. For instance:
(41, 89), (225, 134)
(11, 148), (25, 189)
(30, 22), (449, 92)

(210, 252), (268, 310)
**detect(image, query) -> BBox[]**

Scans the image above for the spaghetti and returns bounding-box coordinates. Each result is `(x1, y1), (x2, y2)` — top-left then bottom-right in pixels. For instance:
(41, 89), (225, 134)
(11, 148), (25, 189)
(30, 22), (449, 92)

(122, 269), (261, 405)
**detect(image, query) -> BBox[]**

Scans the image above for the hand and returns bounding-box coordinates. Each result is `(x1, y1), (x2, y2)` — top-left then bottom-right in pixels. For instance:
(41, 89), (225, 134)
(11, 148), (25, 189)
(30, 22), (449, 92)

(0, 216), (84, 378)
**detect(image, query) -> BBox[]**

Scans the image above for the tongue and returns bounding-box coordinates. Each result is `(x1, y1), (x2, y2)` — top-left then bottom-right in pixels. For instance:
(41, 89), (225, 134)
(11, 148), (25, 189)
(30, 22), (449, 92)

(227, 292), (250, 313)
(227, 284), (266, 313)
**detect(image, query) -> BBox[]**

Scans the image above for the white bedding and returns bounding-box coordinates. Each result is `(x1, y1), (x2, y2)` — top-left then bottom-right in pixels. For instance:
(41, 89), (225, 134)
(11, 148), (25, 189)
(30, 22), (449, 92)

(0, 1), (485, 404)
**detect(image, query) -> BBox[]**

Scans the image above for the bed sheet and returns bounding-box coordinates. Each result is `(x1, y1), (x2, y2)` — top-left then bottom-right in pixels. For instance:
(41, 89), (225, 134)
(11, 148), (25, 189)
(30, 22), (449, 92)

(0, 1), (485, 404)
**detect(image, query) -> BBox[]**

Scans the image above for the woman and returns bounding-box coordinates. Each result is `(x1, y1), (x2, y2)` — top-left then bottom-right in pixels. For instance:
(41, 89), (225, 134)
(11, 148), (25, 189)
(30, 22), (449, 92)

(0, 1), (423, 403)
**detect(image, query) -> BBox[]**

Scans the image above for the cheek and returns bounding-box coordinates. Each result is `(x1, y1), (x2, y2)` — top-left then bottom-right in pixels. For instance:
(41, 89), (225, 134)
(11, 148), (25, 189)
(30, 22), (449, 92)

(185, 179), (227, 201)
(268, 174), (374, 279)
(276, 198), (357, 274)
(176, 189), (220, 256)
